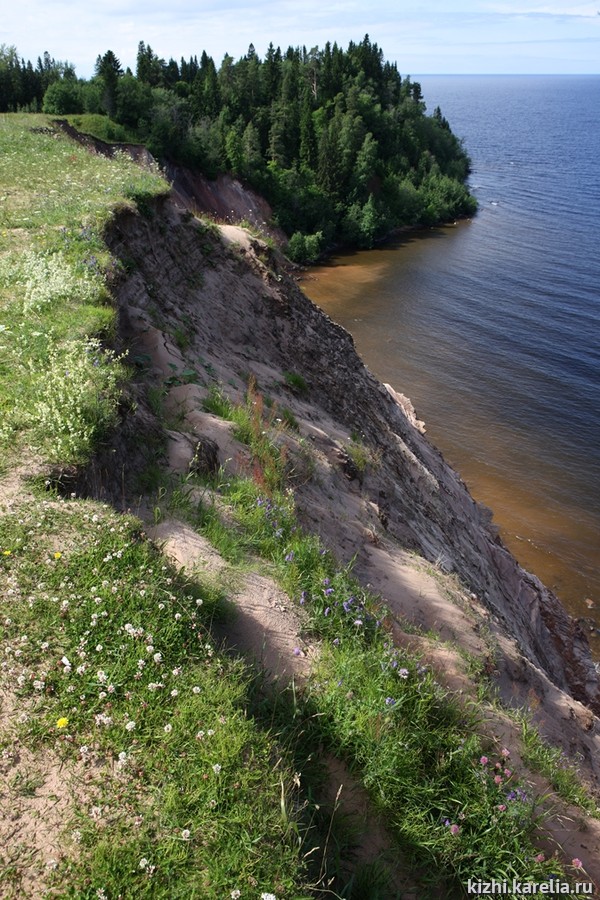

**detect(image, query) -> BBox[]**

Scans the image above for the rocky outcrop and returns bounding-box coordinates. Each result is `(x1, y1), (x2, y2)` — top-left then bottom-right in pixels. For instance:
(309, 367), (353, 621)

(103, 199), (600, 724)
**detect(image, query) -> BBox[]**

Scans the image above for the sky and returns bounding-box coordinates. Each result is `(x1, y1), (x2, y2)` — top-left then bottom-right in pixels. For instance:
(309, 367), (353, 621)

(2, 1), (599, 77)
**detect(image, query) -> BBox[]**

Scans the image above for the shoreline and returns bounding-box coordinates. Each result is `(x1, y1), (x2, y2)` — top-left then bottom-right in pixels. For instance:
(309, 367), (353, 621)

(300, 239), (600, 657)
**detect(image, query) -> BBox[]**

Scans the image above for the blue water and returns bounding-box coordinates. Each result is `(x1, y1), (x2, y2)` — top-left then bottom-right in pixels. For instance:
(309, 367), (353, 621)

(303, 75), (600, 640)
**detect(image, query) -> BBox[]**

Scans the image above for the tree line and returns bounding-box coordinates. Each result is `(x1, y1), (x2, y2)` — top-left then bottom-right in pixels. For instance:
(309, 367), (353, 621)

(1, 37), (477, 260)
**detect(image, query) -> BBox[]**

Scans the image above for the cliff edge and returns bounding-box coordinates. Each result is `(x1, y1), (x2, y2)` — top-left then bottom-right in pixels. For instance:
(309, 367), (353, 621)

(96, 194), (600, 742)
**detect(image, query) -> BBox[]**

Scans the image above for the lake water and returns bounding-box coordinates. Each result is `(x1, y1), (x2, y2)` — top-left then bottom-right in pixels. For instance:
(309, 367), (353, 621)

(301, 75), (600, 652)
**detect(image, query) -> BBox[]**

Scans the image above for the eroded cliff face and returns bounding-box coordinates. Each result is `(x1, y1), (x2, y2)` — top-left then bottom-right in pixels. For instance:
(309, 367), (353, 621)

(101, 196), (600, 728)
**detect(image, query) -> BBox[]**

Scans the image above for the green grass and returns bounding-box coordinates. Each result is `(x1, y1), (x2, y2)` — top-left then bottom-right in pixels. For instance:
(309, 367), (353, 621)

(282, 372), (308, 395)
(0, 497), (308, 898)
(66, 114), (140, 145)
(518, 715), (600, 816)
(193, 473), (593, 891)
(0, 113), (167, 465)
(343, 437), (379, 478)
(181, 385), (596, 895)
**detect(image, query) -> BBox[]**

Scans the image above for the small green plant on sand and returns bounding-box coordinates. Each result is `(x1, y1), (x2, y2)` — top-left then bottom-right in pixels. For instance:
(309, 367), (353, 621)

(283, 371), (308, 394)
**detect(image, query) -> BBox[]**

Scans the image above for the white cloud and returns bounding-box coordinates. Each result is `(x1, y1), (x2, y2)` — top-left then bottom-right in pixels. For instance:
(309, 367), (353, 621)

(488, 2), (599, 16)
(2, 0), (599, 76)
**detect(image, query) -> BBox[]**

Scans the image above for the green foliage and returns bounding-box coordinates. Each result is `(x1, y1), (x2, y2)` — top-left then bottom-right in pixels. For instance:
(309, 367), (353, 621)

(11, 34), (476, 250)
(29, 337), (126, 463)
(282, 371), (308, 394)
(343, 437), (377, 476)
(202, 384), (235, 419)
(66, 113), (138, 143)
(286, 230), (324, 264)
(42, 79), (83, 115)
(95, 49), (123, 118)
(519, 715), (600, 815)
(0, 46), (72, 113)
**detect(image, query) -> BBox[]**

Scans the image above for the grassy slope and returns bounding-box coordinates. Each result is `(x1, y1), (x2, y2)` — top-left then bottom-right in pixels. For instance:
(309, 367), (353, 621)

(0, 115), (597, 899)
(0, 115), (306, 900)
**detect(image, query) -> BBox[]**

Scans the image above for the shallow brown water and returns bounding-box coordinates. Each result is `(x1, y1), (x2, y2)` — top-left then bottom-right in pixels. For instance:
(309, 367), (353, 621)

(301, 230), (600, 655)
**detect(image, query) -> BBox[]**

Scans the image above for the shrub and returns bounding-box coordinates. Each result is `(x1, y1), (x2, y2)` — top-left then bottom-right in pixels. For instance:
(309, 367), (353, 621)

(30, 338), (126, 463)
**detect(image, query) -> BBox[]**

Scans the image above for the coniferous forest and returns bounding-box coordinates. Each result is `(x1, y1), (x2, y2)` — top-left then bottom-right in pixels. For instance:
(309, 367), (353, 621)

(0, 37), (477, 259)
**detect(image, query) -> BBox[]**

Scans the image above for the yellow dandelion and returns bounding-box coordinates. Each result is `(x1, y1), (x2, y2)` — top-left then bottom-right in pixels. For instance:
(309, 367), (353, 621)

(53, 551), (62, 560)
(56, 717), (69, 729)
(2, 550), (11, 556)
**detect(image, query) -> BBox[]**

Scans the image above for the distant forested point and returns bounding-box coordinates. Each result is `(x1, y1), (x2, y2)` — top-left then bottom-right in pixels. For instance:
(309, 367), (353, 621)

(0, 38), (477, 259)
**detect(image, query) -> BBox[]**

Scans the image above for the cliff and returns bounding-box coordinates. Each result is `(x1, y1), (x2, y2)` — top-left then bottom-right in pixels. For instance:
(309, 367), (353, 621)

(6, 116), (600, 895)
(96, 191), (600, 746)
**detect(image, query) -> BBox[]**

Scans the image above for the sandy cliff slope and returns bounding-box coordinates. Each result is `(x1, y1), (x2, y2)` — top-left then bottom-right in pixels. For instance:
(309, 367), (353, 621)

(92, 195), (600, 735)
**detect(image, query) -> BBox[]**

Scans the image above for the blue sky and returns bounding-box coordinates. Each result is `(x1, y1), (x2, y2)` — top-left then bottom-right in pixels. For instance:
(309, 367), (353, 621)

(3, 1), (599, 76)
